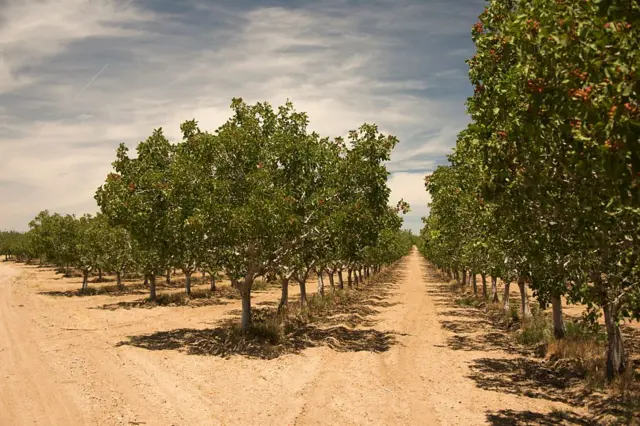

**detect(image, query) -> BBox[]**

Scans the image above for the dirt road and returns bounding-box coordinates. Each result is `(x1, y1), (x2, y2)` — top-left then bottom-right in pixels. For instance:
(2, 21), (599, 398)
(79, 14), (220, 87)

(0, 250), (588, 425)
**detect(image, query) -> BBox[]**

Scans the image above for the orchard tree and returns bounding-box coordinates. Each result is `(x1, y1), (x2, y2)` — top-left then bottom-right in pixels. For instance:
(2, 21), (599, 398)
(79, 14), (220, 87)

(96, 129), (175, 302)
(465, 0), (639, 378)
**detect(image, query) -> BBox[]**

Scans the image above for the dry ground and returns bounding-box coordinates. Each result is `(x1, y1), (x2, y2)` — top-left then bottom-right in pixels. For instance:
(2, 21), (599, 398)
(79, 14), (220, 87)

(0, 249), (629, 425)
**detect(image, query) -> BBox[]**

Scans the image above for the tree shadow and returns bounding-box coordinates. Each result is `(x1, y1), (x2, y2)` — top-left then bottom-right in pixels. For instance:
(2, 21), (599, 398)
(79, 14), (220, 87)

(117, 322), (400, 360)
(440, 319), (492, 334)
(486, 409), (593, 425)
(447, 332), (522, 354)
(438, 309), (487, 319)
(39, 284), (149, 297)
(118, 262), (408, 359)
(98, 288), (238, 310)
(468, 357), (588, 406)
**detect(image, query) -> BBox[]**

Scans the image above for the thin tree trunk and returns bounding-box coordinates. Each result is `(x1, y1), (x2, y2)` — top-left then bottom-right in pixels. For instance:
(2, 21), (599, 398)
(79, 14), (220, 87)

(98, 268), (103, 282)
(462, 269), (467, 286)
(347, 269), (353, 287)
(327, 269), (335, 291)
(358, 269), (363, 284)
(82, 270), (89, 291)
(149, 274), (157, 302)
(185, 272), (192, 295)
(338, 269), (344, 289)
(299, 278), (307, 306)
(210, 274), (216, 291)
(481, 274), (487, 299)
(116, 271), (123, 289)
(472, 272), (478, 295)
(166, 268), (171, 284)
(240, 283), (252, 332)
(517, 276), (531, 317)
(454, 270), (459, 283)
(551, 296), (565, 339)
(202, 270), (206, 282)
(491, 276), (499, 303)
(278, 277), (289, 314)
(317, 269), (325, 296)
(603, 302), (625, 381)
(144, 275), (148, 286)
(503, 281), (510, 312)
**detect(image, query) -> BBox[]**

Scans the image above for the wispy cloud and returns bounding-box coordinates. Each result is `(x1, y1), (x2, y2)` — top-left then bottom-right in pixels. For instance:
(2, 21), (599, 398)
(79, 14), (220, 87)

(0, 0), (484, 233)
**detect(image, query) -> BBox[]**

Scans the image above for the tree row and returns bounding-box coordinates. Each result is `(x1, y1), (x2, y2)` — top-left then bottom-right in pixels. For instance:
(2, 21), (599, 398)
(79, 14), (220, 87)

(419, 0), (639, 381)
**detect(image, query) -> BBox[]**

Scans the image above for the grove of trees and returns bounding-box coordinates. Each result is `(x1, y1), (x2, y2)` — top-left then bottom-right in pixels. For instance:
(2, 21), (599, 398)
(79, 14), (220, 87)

(420, 0), (639, 381)
(1, 98), (413, 333)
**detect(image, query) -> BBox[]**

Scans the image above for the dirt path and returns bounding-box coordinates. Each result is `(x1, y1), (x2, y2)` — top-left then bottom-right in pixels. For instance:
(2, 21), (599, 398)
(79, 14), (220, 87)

(0, 251), (589, 425)
(0, 266), (82, 425)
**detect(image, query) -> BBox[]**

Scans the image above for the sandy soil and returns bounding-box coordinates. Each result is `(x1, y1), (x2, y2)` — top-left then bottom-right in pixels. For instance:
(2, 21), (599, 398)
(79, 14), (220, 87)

(0, 250), (594, 425)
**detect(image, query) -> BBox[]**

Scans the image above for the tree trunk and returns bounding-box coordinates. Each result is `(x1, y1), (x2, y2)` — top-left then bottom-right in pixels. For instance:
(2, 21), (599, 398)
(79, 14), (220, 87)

(202, 270), (206, 282)
(491, 276), (499, 303)
(166, 268), (171, 284)
(149, 274), (157, 302)
(278, 277), (289, 314)
(359, 269), (364, 283)
(454, 269), (459, 283)
(503, 281), (510, 312)
(317, 270), (325, 296)
(347, 269), (353, 287)
(210, 274), (216, 292)
(82, 270), (89, 291)
(327, 270), (335, 291)
(299, 278), (307, 306)
(517, 276), (531, 317)
(462, 269), (467, 286)
(98, 268), (103, 282)
(144, 275), (149, 286)
(185, 273), (192, 295)
(604, 302), (626, 381)
(240, 284), (252, 332)
(551, 296), (565, 339)
(338, 269), (344, 289)
(472, 272), (478, 295)
(116, 271), (123, 289)
(481, 274), (487, 299)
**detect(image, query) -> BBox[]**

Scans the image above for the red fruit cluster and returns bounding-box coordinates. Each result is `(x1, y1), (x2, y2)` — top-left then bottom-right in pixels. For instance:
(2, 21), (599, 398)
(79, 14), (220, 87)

(608, 105), (617, 118)
(107, 173), (121, 181)
(624, 102), (639, 114)
(604, 139), (624, 151)
(497, 131), (507, 138)
(568, 86), (592, 101)
(570, 119), (582, 128)
(473, 22), (483, 33)
(128, 183), (136, 192)
(527, 78), (545, 93)
(474, 84), (485, 94)
(569, 69), (588, 81)
(526, 18), (540, 32)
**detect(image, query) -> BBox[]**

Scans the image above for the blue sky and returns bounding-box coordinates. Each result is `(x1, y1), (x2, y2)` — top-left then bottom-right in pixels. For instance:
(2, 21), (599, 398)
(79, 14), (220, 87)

(0, 0), (485, 233)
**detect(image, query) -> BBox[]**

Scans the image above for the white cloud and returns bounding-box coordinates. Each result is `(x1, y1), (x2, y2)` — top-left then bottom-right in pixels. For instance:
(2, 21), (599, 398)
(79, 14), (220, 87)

(0, 0), (481, 231)
(387, 172), (432, 233)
